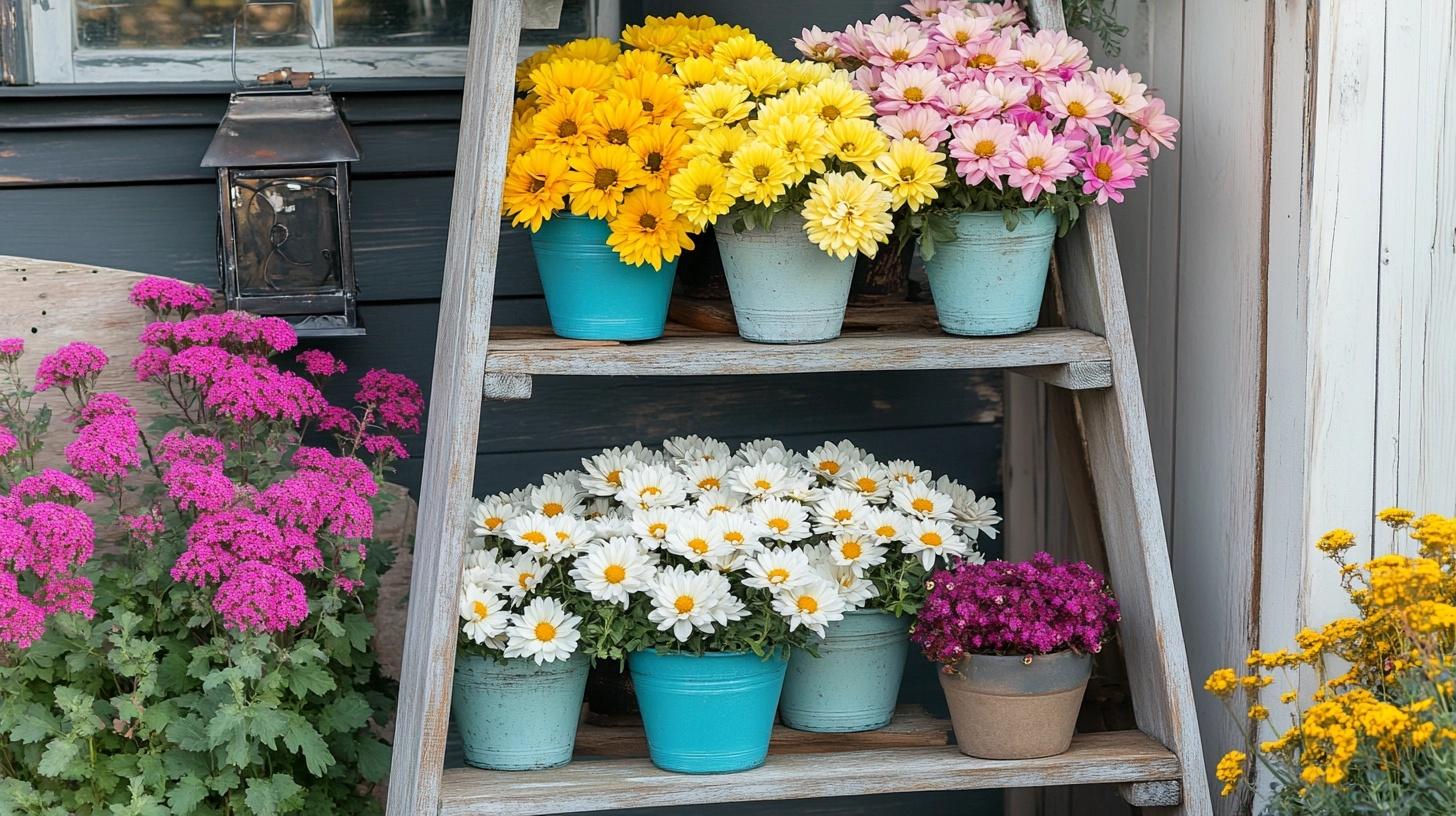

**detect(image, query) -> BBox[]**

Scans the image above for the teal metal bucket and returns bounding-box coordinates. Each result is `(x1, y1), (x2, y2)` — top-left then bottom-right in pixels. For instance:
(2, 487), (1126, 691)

(780, 609), (910, 732)
(629, 649), (788, 773)
(531, 214), (678, 341)
(716, 213), (856, 344)
(451, 652), (589, 770)
(922, 209), (1057, 336)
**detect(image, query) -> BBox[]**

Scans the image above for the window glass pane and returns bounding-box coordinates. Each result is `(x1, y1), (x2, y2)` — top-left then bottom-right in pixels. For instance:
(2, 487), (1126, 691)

(330, 0), (592, 47)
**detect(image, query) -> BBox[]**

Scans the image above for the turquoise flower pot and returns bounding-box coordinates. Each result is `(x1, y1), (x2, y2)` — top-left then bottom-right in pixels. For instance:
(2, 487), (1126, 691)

(531, 214), (678, 341)
(922, 209), (1057, 336)
(716, 213), (856, 344)
(780, 609), (909, 732)
(450, 652), (589, 770)
(628, 649), (788, 773)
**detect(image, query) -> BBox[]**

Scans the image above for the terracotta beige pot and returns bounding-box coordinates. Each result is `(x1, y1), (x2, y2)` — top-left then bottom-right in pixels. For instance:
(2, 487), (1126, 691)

(938, 649), (1091, 759)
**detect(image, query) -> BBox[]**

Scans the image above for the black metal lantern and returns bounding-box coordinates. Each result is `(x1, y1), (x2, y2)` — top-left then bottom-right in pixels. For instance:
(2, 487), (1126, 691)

(202, 85), (364, 336)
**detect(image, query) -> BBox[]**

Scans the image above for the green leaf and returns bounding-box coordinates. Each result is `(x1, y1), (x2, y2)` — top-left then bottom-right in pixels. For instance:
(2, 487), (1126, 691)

(356, 736), (392, 784)
(37, 738), (81, 778)
(247, 705), (289, 749)
(284, 663), (334, 699)
(167, 776), (209, 816)
(166, 716), (210, 752)
(317, 695), (371, 736)
(281, 715), (335, 776)
(243, 774), (303, 816)
(9, 705), (59, 744)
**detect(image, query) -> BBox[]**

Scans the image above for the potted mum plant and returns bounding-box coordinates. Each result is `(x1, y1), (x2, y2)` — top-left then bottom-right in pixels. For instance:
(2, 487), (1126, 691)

(913, 552), (1121, 759)
(503, 26), (707, 341)
(800, 2), (1180, 336)
(668, 48), (945, 343)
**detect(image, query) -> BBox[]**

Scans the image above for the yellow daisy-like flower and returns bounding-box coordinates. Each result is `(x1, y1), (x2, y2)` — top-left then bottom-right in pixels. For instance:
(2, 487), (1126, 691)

(614, 49), (672, 81)
(825, 117), (889, 173)
(607, 188), (696, 270)
(801, 75), (874, 123)
(668, 155), (736, 229)
(530, 88), (597, 152)
(710, 35), (776, 68)
(684, 125), (751, 168)
(565, 144), (649, 220)
(612, 71), (686, 124)
(726, 140), (794, 206)
(552, 37), (621, 65)
(529, 58), (615, 103)
(722, 57), (791, 97)
(684, 82), (755, 129)
(675, 56), (721, 89)
(514, 50), (554, 94)
(630, 122), (690, 193)
(785, 60), (836, 88)
(507, 100), (540, 159)
(800, 171), (894, 259)
(752, 89), (820, 132)
(759, 114), (830, 183)
(503, 147), (571, 231)
(621, 22), (687, 57)
(869, 138), (948, 212)
(588, 96), (650, 147)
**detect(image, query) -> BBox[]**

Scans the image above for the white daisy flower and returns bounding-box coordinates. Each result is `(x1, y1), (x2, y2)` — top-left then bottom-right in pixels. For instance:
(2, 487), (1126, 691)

(736, 438), (800, 466)
(934, 475), (1002, 540)
(571, 537), (655, 606)
(459, 583), (510, 647)
(590, 511), (635, 540)
(812, 487), (871, 534)
(463, 546), (501, 573)
(891, 482), (955, 520)
(502, 486), (532, 506)
(772, 576), (847, 637)
(681, 458), (732, 495)
(812, 558), (880, 609)
(827, 531), (888, 575)
(503, 511), (561, 558)
(580, 446), (652, 496)
(884, 459), (932, 486)
(547, 514), (594, 558)
(528, 482), (584, 518)
(495, 552), (552, 601)
(647, 566), (740, 642)
(750, 498), (813, 542)
(631, 507), (680, 548)
(778, 470), (823, 504)
(861, 507), (913, 544)
(728, 461), (795, 500)
(694, 488), (744, 516)
(615, 464), (689, 510)
(805, 440), (870, 480)
(663, 434), (732, 464)
(503, 596), (582, 664)
(838, 461), (892, 501)
(902, 518), (969, 570)
(742, 546), (815, 593)
(663, 514), (732, 564)
(470, 497), (518, 538)
(716, 512), (767, 554)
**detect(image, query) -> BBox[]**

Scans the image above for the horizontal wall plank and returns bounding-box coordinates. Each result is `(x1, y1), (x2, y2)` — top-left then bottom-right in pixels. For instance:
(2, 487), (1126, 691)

(0, 91), (463, 130)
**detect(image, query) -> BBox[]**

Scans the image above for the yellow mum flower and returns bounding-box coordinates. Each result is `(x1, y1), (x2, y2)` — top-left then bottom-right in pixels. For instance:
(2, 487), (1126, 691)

(726, 141), (794, 207)
(801, 75), (874, 123)
(515, 50), (554, 94)
(589, 96), (650, 147)
(621, 23), (687, 57)
(825, 118), (890, 173)
(1215, 750), (1246, 797)
(752, 89), (820, 131)
(675, 56), (721, 89)
(529, 58), (615, 103)
(684, 82), (755, 130)
(684, 126), (751, 168)
(723, 57), (791, 97)
(612, 71), (686, 124)
(668, 155), (736, 229)
(552, 37), (621, 65)
(800, 171), (894, 259)
(785, 60), (836, 88)
(758, 114), (830, 183)
(508, 100), (540, 159)
(614, 49), (672, 81)
(870, 138), (949, 212)
(710, 35), (776, 67)
(629, 122), (690, 193)
(565, 144), (649, 220)
(530, 88), (597, 153)
(607, 188), (695, 270)
(502, 147), (571, 231)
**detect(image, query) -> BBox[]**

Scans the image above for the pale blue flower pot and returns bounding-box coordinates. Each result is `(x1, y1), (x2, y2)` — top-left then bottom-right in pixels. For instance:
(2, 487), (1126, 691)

(451, 651), (589, 770)
(531, 214), (678, 341)
(716, 213), (857, 344)
(780, 609), (910, 732)
(922, 209), (1057, 336)
(629, 649), (788, 773)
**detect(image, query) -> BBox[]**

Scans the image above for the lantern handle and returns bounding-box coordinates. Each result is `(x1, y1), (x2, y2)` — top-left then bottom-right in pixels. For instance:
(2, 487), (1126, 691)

(230, 1), (328, 88)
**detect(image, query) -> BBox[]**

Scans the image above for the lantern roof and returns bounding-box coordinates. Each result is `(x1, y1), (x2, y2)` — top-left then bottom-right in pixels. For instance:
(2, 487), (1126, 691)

(202, 89), (361, 168)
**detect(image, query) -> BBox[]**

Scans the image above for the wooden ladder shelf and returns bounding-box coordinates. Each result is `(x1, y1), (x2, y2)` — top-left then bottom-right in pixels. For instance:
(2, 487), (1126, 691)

(386, 1), (1211, 814)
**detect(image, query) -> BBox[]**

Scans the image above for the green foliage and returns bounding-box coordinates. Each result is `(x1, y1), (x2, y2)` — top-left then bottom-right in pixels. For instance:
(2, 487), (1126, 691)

(1061, 0), (1128, 56)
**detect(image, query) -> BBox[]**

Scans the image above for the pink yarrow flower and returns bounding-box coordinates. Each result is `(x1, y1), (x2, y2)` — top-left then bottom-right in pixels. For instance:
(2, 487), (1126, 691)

(33, 342), (108, 393)
(0, 426), (16, 459)
(355, 369), (425, 433)
(128, 277), (216, 316)
(948, 119), (1018, 187)
(212, 561), (310, 633)
(0, 572), (46, 649)
(296, 349), (348, 379)
(0, 338), (23, 361)
(12, 469), (95, 506)
(1007, 126), (1076, 202)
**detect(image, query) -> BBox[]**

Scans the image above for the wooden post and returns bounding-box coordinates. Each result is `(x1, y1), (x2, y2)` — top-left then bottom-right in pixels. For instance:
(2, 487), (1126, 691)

(386, 1), (524, 814)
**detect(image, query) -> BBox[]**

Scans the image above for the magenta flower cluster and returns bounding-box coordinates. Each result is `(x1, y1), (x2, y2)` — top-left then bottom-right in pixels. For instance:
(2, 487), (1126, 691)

(65, 392), (141, 480)
(128, 277), (215, 316)
(0, 486), (96, 648)
(912, 552), (1120, 662)
(0, 337), (23, 361)
(355, 369), (425, 434)
(33, 342), (109, 394)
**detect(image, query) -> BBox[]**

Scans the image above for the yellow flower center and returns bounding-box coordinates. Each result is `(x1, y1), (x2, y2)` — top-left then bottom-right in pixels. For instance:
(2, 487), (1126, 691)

(899, 167), (917, 182)
(699, 477), (721, 490)
(593, 167), (619, 189)
(1108, 91), (1125, 104)
(767, 567), (791, 584)
(522, 531), (547, 545)
(688, 537), (710, 554)
(904, 87), (925, 103)
(719, 150), (735, 164)
(529, 177), (546, 193)
(955, 31), (971, 44)
(1094, 161), (1114, 181)
(555, 530), (570, 542)
(648, 522), (668, 538)
(1021, 58), (1039, 70)
(642, 100), (656, 112)
(821, 104), (841, 121)
(604, 564), (627, 584)
(833, 508), (854, 522)
(856, 477), (879, 493)
(876, 524), (896, 538)
(607, 127), (630, 144)
(724, 531), (745, 544)
(534, 621), (557, 641)
(674, 595), (696, 613)
(840, 141), (859, 153)
(797, 595), (819, 613)
(558, 120), (579, 138)
(890, 48), (910, 62)
(645, 152), (664, 173)
(542, 502), (564, 517)
(911, 497), (934, 513)
(606, 469), (622, 485)
(640, 213), (659, 230)
(472, 600), (490, 619)
(1027, 94), (1045, 111)
(767, 518), (790, 533)
(753, 165), (771, 181)
(841, 540), (862, 559)
(971, 53), (995, 69)
(641, 486), (662, 496)
(485, 516), (504, 530)
(1026, 156), (1046, 172)
(902, 128), (922, 140)
(517, 572), (534, 589)
(695, 184), (715, 202)
(1066, 100), (1088, 118)
(974, 139), (997, 158)
(754, 479), (773, 490)
(712, 106), (729, 118)
(817, 460), (841, 475)
(921, 532), (943, 547)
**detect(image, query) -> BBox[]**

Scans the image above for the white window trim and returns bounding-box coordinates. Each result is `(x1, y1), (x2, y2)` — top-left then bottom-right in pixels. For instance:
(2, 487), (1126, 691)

(28, 0), (616, 84)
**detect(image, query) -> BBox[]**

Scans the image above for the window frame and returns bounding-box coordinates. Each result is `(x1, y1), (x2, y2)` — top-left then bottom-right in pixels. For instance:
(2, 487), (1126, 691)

(21, 0), (613, 84)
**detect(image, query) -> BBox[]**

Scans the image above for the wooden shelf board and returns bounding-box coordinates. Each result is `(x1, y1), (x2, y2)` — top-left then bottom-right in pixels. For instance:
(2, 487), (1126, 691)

(437, 729), (1179, 816)
(484, 325), (1112, 379)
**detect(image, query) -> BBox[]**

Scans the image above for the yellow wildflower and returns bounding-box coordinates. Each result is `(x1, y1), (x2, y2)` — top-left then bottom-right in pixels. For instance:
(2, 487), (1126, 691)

(1204, 668), (1238, 697)
(564, 144), (648, 220)
(1215, 750), (1246, 797)
(757, 114), (830, 183)
(529, 58), (615, 103)
(1315, 528), (1357, 555)
(825, 118), (890, 173)
(1376, 506), (1414, 527)
(1248, 704), (1270, 721)
(683, 126), (750, 168)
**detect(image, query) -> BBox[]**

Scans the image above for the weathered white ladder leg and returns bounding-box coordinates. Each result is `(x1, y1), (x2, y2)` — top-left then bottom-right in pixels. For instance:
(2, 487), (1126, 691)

(386, 1), (527, 814)
(1058, 207), (1213, 815)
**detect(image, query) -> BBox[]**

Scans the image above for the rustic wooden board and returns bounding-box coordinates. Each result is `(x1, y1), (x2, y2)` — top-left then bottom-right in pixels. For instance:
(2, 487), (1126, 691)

(437, 730), (1180, 816)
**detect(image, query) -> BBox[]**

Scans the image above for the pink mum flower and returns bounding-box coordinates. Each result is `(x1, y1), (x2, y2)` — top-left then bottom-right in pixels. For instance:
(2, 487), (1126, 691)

(1129, 97), (1180, 158)
(1045, 78), (1114, 137)
(1007, 126), (1076, 202)
(865, 28), (934, 71)
(969, 0), (1025, 29)
(941, 80), (1000, 123)
(931, 10), (995, 53)
(902, 0), (955, 19)
(1090, 67), (1149, 116)
(879, 108), (953, 151)
(948, 119), (1018, 187)
(34, 342), (108, 393)
(794, 26), (842, 62)
(874, 64), (949, 115)
(1079, 140), (1143, 205)
(961, 29), (1017, 75)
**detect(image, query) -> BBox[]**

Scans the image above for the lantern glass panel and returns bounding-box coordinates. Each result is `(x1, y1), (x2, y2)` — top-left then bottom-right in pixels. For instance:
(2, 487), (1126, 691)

(229, 170), (343, 297)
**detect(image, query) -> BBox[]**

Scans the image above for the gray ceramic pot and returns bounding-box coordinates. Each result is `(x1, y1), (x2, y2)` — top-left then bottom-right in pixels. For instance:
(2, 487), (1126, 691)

(938, 649), (1092, 760)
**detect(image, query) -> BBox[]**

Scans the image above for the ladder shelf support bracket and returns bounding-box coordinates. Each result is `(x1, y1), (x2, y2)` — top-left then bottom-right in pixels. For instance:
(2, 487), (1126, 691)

(483, 372), (533, 401)
(1118, 780), (1184, 808)
(1015, 360), (1113, 390)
